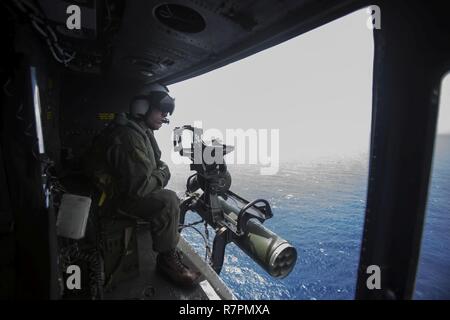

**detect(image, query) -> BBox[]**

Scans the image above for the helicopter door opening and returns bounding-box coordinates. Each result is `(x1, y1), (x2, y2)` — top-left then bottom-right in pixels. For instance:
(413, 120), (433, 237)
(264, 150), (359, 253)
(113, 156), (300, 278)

(166, 8), (375, 300)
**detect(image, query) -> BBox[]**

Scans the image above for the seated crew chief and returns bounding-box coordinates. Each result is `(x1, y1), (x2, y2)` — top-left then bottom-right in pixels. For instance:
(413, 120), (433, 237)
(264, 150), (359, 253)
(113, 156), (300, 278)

(85, 84), (200, 287)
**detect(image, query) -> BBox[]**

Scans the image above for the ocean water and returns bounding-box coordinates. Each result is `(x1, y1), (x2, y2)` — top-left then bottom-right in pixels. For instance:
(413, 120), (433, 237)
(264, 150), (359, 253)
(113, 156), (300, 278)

(168, 135), (450, 300)
(414, 135), (450, 299)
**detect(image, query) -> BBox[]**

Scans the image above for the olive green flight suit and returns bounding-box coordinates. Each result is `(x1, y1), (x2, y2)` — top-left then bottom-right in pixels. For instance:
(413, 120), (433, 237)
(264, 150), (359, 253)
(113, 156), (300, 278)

(85, 113), (179, 252)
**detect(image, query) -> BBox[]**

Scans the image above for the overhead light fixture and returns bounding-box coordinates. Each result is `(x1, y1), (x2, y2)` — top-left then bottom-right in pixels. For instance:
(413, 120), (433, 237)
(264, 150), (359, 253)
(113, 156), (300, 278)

(140, 70), (154, 77)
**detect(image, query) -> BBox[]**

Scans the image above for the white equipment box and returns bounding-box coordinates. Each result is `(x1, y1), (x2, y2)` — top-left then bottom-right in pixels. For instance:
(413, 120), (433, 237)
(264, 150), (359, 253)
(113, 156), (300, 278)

(56, 193), (92, 240)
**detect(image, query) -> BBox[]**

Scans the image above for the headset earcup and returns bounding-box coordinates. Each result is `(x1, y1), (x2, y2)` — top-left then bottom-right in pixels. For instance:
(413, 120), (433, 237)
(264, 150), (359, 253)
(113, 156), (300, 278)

(130, 98), (150, 117)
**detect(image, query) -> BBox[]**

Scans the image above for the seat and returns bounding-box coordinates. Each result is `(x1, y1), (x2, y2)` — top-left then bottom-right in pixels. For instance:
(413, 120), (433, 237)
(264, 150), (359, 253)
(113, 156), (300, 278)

(91, 188), (141, 292)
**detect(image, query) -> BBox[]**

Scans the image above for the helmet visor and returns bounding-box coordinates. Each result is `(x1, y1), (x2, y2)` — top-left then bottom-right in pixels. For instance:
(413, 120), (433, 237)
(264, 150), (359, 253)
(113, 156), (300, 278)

(148, 92), (175, 115)
(157, 94), (175, 115)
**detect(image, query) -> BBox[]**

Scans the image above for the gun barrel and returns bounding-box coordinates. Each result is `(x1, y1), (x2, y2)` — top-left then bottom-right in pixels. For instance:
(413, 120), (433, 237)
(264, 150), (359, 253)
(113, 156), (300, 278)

(217, 196), (297, 278)
(217, 196), (239, 226)
(233, 219), (297, 278)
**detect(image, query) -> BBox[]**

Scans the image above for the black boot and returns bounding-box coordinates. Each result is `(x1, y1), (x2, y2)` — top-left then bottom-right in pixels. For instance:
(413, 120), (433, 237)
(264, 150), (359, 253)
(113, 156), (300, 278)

(157, 248), (201, 288)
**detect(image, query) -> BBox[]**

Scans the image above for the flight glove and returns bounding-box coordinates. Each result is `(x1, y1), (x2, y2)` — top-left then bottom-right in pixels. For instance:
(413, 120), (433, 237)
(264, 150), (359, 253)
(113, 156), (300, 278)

(153, 162), (171, 188)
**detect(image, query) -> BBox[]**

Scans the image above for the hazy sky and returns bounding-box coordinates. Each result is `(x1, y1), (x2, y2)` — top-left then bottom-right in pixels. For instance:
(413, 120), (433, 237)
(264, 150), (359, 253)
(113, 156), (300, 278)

(155, 8), (450, 165)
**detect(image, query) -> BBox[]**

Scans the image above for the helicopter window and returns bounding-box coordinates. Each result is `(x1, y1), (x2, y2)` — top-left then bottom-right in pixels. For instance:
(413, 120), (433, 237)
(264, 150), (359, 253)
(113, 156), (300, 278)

(414, 73), (450, 299)
(166, 8), (374, 299)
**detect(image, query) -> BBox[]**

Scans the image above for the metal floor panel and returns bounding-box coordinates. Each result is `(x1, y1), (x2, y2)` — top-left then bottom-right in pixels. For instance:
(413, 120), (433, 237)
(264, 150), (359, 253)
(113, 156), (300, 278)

(103, 227), (235, 300)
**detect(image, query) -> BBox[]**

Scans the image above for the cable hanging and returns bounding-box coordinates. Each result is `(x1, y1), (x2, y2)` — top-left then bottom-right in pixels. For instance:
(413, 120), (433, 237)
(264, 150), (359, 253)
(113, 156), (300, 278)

(10, 0), (76, 66)
(180, 219), (213, 262)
